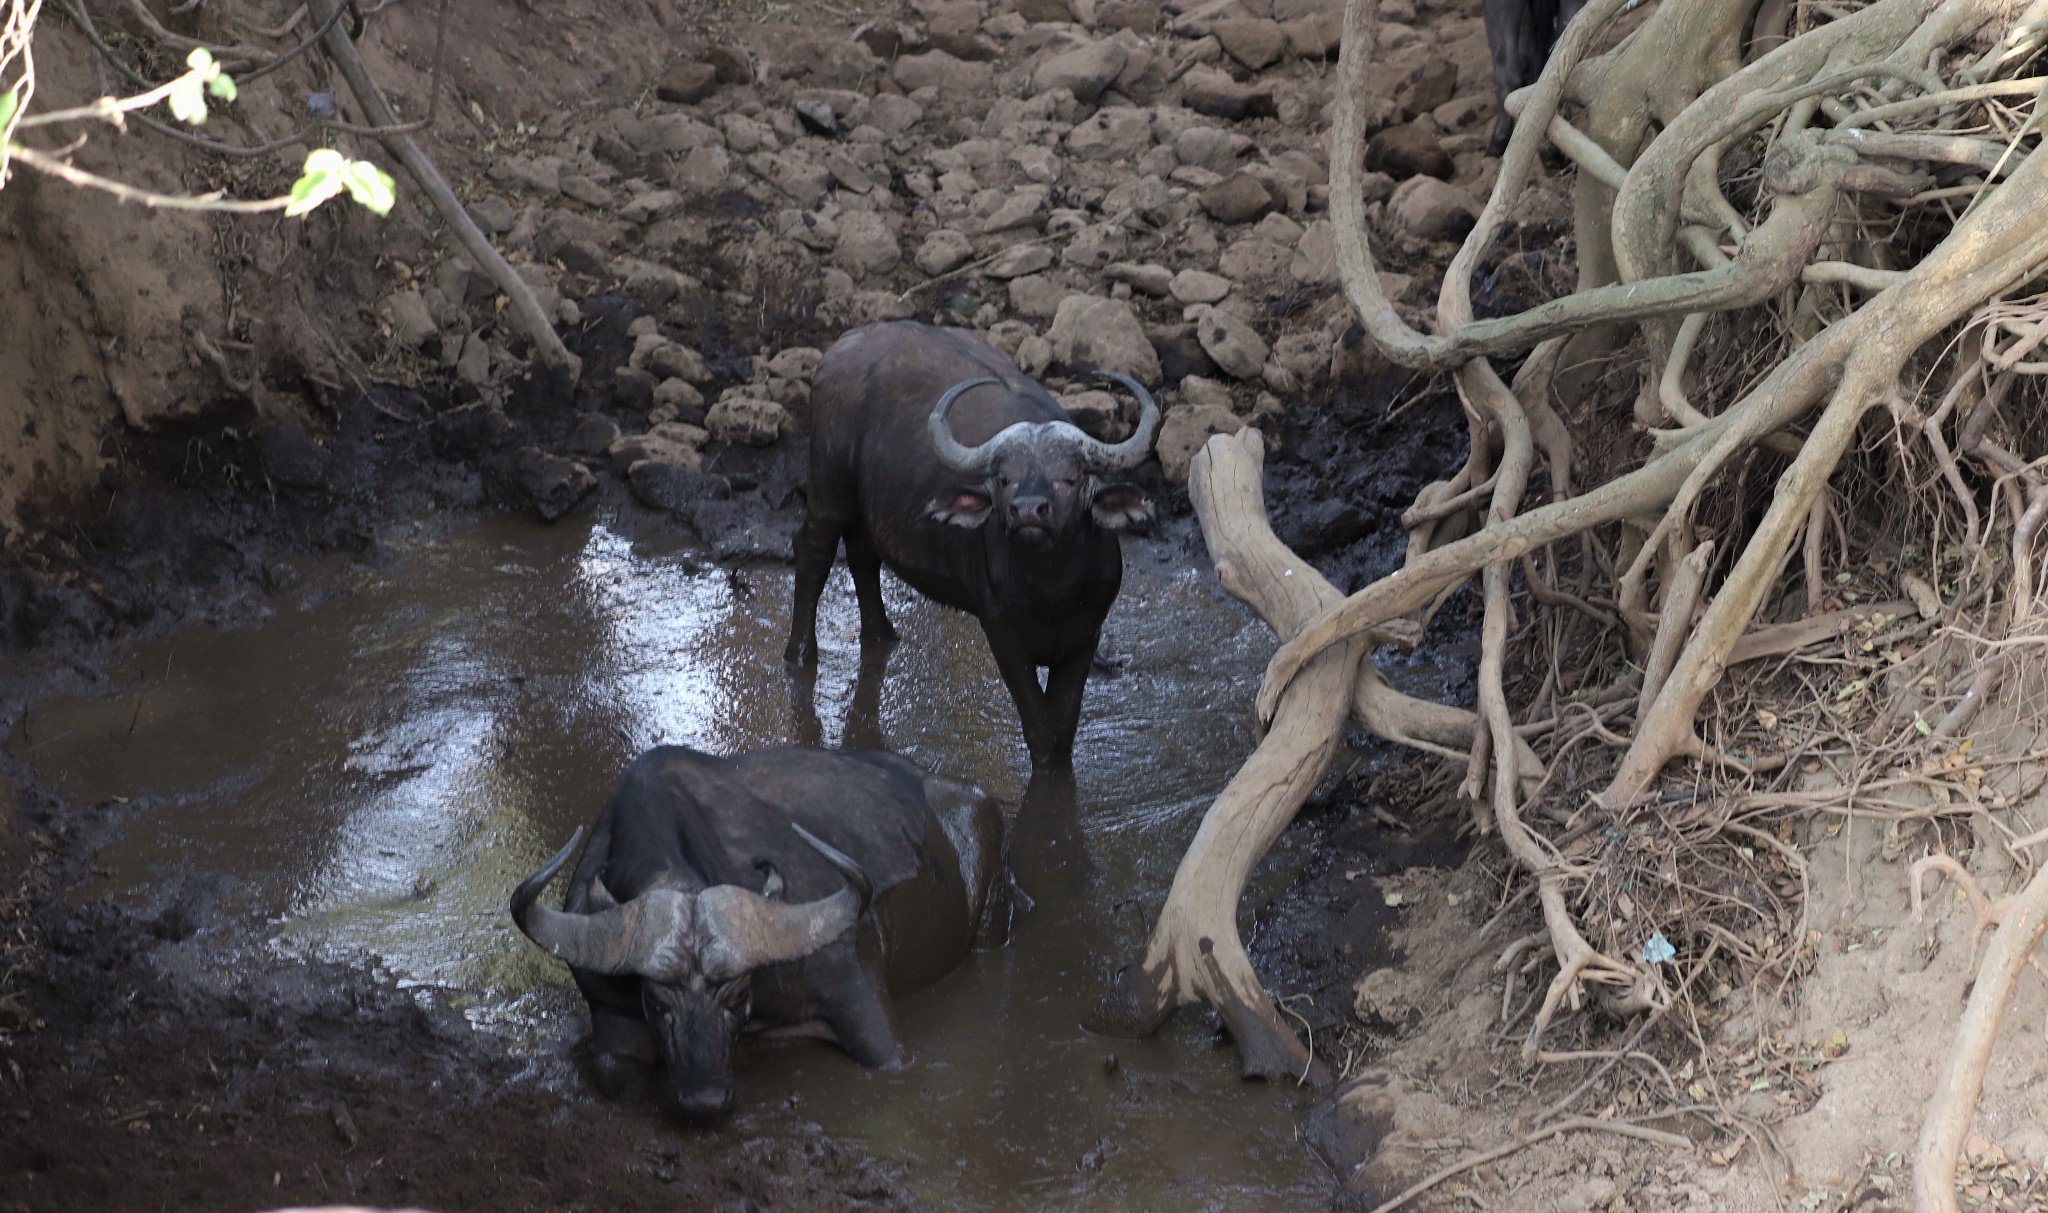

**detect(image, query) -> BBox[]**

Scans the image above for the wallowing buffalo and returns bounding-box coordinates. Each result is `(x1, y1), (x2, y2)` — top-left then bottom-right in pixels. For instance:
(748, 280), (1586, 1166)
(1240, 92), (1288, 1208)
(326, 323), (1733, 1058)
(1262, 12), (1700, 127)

(1483, 0), (1586, 153)
(785, 321), (1162, 769)
(510, 744), (1011, 1123)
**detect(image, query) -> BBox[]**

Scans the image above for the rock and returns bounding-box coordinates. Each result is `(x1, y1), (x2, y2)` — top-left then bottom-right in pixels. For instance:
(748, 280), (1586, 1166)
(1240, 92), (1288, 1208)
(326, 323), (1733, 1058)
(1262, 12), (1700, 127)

(1390, 56), (1458, 117)
(1066, 107), (1155, 161)
(1271, 331), (1328, 388)
(984, 319), (1036, 360)
(704, 44), (752, 84)
(706, 395), (790, 446)
(1433, 94), (1489, 131)
(1156, 404), (1244, 482)
(1153, 328), (1219, 380)
(1104, 261), (1175, 296)
(1008, 273), (1068, 318)
(1175, 126), (1253, 174)
(1255, 212), (1305, 244)
(630, 333), (711, 384)
(1192, 306), (1269, 379)
(652, 377), (706, 421)
(1015, 334), (1054, 376)
(1365, 123), (1454, 181)
(717, 113), (778, 155)
(656, 60), (719, 104)
(1031, 40), (1128, 104)
(568, 413), (623, 456)
(930, 30), (1002, 60)
(629, 459), (731, 514)
(765, 347), (825, 381)
(1060, 389), (1135, 442)
(1180, 69), (1277, 121)
(781, 208), (838, 252)
(1102, 173), (1175, 225)
(1198, 173), (1275, 224)
(987, 242), (1056, 279)
(795, 99), (839, 135)
(1281, 11), (1343, 57)
(1219, 237), (1290, 283)
(1389, 176), (1478, 240)
(687, 500), (801, 563)
(611, 366), (658, 412)
(1290, 219), (1337, 286)
(1016, 0), (1073, 21)
(455, 332), (493, 383)
(832, 211), (902, 279)
(1211, 18), (1286, 70)
(749, 150), (832, 203)
(1167, 270), (1228, 306)
(894, 50), (994, 95)
(620, 113), (724, 156)
(1356, 169), (1398, 204)
(1181, 374), (1235, 410)
(1061, 223), (1129, 270)
(1099, 0), (1161, 31)
(673, 144), (733, 195)
(489, 155), (562, 195)
(981, 184), (1053, 233)
(514, 448), (597, 522)
(855, 19), (917, 58)
(607, 427), (707, 474)
(560, 172), (613, 208)
(622, 188), (683, 224)
(1047, 294), (1161, 383)
(384, 290), (436, 349)
(468, 194), (516, 232)
(916, 228), (976, 275)
(866, 93), (925, 134)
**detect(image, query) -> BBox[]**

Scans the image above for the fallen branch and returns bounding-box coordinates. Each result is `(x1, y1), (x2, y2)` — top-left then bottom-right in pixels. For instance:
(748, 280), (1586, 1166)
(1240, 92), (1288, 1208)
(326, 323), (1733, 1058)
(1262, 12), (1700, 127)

(1358, 1115), (1692, 1213)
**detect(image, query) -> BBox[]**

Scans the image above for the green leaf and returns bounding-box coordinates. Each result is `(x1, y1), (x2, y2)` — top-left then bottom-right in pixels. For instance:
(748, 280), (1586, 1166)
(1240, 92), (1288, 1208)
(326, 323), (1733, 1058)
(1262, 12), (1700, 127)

(185, 47), (215, 72)
(168, 76), (208, 125)
(339, 159), (396, 215)
(286, 148), (346, 216)
(0, 86), (19, 132)
(207, 73), (238, 103)
(1914, 710), (1933, 736)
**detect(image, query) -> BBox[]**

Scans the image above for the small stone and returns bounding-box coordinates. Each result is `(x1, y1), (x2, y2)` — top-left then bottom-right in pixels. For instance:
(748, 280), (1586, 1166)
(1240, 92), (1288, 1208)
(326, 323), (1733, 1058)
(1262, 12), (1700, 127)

(981, 185), (1053, 233)
(855, 19), (918, 59)
(1155, 403), (1244, 482)
(765, 347), (825, 381)
(653, 377), (706, 419)
(1254, 212), (1305, 244)
(1009, 273), (1069, 319)
(1066, 107), (1155, 162)
(515, 447), (597, 522)
(894, 50), (994, 95)
(866, 93), (926, 134)
(456, 332), (493, 383)
(795, 99), (839, 135)
(1155, 329), (1219, 380)
(1060, 223), (1129, 270)
(1098, 0), (1161, 32)
(1390, 56), (1458, 117)
(384, 290), (436, 349)
(1047, 294), (1161, 383)
(629, 460), (732, 514)
(622, 189), (683, 224)
(1179, 69), (1277, 121)
(930, 30), (1002, 61)
(468, 195), (516, 232)
(1211, 19), (1286, 70)
(612, 366), (658, 413)
(704, 44), (753, 84)
(1281, 11), (1343, 58)
(706, 395), (790, 446)
(987, 242), (1056, 279)
(1016, 0), (1073, 21)
(1031, 40), (1129, 104)
(1060, 389), (1135, 442)
(1388, 176), (1478, 241)
(630, 333), (711, 384)
(1220, 238), (1291, 283)
(673, 144), (733, 195)
(1175, 126), (1254, 174)
(1181, 374), (1235, 410)
(916, 228), (976, 275)
(1015, 334), (1054, 376)
(568, 413), (622, 455)
(1169, 269), (1231, 305)
(656, 60), (720, 105)
(1192, 306), (1269, 379)
(1198, 173), (1275, 224)
(608, 430), (703, 474)
(832, 211), (902, 279)
(1365, 123), (1454, 181)
(1104, 261), (1175, 296)
(1433, 95), (1489, 131)
(1290, 219), (1337, 286)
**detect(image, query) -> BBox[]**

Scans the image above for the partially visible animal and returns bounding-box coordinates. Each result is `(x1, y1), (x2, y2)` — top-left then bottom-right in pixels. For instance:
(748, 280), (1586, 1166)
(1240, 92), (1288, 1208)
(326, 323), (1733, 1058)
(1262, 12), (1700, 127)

(785, 321), (1161, 769)
(510, 744), (1011, 1123)
(1483, 0), (1587, 153)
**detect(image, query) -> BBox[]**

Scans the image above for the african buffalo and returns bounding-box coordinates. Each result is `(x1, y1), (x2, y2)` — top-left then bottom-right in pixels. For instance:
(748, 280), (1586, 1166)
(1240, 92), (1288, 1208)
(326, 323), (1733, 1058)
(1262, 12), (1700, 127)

(1483, 0), (1586, 153)
(785, 321), (1161, 769)
(510, 744), (1010, 1123)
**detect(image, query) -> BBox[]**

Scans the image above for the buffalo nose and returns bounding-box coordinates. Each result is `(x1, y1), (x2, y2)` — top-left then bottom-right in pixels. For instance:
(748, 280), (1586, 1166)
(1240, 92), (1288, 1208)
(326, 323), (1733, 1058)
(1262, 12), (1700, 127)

(667, 1084), (737, 1124)
(1010, 495), (1050, 527)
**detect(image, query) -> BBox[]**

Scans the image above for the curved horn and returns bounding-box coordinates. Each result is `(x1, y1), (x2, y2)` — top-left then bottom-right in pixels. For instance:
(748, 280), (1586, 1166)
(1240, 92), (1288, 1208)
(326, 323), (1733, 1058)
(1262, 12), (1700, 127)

(927, 376), (1005, 474)
(1075, 370), (1162, 472)
(509, 828), (695, 981)
(694, 823), (874, 983)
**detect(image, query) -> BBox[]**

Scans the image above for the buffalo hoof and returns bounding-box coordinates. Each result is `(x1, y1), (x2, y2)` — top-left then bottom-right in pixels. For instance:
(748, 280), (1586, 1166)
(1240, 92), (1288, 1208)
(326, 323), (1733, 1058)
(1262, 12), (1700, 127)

(859, 625), (900, 653)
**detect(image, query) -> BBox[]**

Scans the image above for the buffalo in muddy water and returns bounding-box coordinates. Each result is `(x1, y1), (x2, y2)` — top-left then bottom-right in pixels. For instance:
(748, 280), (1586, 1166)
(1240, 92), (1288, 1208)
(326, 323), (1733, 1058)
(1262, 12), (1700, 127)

(510, 744), (1010, 1123)
(785, 321), (1162, 770)
(1483, 0), (1586, 153)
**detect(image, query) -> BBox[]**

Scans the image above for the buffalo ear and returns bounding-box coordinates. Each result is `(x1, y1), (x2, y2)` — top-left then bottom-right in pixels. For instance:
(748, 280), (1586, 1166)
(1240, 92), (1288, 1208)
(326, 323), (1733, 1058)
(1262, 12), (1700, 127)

(927, 487), (993, 528)
(1090, 483), (1154, 531)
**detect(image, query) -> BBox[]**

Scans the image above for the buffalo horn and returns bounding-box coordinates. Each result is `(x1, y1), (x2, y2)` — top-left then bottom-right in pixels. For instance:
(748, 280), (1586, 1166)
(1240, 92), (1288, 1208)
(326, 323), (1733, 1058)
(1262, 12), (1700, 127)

(509, 827), (697, 981)
(694, 823), (874, 983)
(1074, 370), (1162, 472)
(927, 377), (1006, 474)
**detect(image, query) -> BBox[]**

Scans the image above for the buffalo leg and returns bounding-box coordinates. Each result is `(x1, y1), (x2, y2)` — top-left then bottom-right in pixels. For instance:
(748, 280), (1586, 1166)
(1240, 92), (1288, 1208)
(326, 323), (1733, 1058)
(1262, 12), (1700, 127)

(1482, 0), (1559, 154)
(981, 622), (1063, 767)
(1042, 641), (1097, 761)
(843, 529), (898, 653)
(786, 509), (844, 664)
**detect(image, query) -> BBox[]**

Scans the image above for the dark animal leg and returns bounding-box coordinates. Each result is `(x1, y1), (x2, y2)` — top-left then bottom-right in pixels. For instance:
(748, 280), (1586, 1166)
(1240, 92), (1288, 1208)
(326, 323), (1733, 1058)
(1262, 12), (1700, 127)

(1482, 0), (1560, 154)
(1042, 642), (1097, 762)
(844, 529), (898, 654)
(981, 621), (1062, 768)
(842, 650), (889, 752)
(786, 510), (844, 665)
(811, 947), (905, 1068)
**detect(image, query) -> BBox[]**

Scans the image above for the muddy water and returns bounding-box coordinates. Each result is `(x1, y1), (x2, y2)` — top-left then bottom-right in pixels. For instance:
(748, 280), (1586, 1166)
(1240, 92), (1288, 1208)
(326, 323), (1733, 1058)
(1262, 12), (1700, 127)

(13, 511), (1452, 1209)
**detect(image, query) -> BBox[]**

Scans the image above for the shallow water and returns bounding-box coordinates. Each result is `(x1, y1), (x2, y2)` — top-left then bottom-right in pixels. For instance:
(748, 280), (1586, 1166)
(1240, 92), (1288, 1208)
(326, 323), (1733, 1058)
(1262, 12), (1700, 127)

(13, 509), (1461, 1209)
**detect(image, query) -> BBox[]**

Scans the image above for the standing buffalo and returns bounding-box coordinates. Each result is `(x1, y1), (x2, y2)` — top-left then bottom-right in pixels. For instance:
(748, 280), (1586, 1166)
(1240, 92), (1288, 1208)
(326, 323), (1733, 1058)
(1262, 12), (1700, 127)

(510, 744), (1010, 1123)
(1483, 0), (1586, 153)
(785, 321), (1161, 770)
